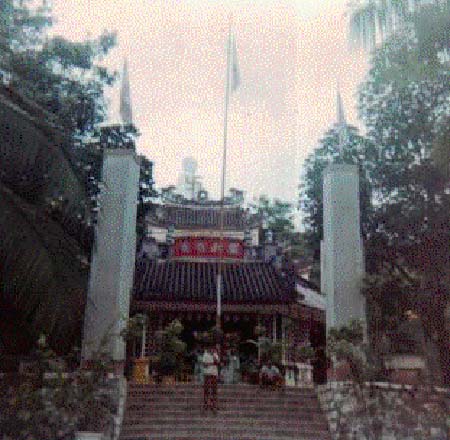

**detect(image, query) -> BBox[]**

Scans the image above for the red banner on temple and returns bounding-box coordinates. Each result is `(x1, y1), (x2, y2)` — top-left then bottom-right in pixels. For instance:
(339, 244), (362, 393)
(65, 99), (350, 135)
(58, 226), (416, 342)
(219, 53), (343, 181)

(174, 237), (244, 259)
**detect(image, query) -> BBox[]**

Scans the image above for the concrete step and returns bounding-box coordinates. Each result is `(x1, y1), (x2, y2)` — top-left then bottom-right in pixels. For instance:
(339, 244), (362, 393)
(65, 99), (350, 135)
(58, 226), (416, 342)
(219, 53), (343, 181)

(120, 384), (331, 440)
(124, 409), (326, 419)
(125, 400), (322, 411)
(122, 417), (328, 428)
(127, 391), (317, 400)
(120, 425), (329, 438)
(128, 385), (314, 394)
(127, 385), (315, 393)
(128, 390), (317, 400)
(128, 384), (314, 390)
(120, 433), (331, 440)
(126, 394), (317, 402)
(126, 397), (318, 406)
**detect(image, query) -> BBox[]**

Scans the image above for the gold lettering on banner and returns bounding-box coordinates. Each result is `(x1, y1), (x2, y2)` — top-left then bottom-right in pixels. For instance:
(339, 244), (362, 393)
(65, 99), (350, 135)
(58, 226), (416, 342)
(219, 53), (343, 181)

(196, 240), (206, 252)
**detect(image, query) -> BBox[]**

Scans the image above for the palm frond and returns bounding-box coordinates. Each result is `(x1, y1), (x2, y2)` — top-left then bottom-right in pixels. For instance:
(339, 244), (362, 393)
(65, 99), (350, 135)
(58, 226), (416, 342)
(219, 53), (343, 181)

(349, 2), (379, 50)
(348, 0), (424, 50)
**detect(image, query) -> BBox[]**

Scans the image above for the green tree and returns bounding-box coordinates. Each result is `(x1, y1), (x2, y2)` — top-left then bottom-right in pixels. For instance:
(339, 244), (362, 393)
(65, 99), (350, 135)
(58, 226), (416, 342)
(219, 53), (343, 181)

(0, 0), (51, 50)
(358, 31), (450, 384)
(0, 1), (120, 353)
(250, 195), (297, 244)
(349, 0), (450, 176)
(349, 0), (450, 57)
(1, 0), (116, 139)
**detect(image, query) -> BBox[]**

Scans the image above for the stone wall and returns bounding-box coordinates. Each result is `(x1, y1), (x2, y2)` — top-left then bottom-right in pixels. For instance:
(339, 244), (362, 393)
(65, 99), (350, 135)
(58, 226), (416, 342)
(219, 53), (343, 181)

(317, 381), (449, 440)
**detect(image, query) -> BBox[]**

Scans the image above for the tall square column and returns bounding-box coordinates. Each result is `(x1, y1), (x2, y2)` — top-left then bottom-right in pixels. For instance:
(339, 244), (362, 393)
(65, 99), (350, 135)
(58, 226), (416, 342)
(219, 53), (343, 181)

(82, 148), (140, 367)
(321, 164), (365, 332)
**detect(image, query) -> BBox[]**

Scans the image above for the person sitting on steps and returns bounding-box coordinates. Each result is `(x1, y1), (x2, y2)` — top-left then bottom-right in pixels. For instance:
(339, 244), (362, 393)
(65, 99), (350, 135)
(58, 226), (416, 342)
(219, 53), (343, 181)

(260, 360), (283, 390)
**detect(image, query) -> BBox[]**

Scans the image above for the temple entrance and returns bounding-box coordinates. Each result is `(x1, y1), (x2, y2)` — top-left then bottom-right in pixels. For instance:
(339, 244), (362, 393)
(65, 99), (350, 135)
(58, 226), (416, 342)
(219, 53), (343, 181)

(178, 315), (259, 382)
(179, 318), (215, 377)
(179, 316), (258, 356)
(223, 318), (258, 362)
(180, 318), (215, 352)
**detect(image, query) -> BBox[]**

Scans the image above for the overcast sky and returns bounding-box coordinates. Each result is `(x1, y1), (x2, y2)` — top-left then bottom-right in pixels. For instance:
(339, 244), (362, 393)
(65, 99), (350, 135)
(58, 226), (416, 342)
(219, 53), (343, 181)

(52, 0), (368, 205)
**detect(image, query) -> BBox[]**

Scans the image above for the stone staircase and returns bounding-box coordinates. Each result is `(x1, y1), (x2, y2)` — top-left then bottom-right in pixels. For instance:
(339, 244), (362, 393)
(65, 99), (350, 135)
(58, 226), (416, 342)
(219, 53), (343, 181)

(119, 383), (331, 440)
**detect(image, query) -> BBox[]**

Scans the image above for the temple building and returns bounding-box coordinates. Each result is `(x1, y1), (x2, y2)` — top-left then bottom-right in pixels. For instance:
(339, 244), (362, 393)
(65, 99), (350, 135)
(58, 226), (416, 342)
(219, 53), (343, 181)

(128, 184), (326, 383)
(83, 64), (326, 383)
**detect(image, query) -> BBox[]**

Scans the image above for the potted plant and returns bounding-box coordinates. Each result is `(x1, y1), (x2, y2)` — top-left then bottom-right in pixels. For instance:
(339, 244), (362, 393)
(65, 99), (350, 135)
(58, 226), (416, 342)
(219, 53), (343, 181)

(327, 319), (374, 382)
(154, 320), (186, 383)
(121, 313), (149, 383)
(296, 345), (316, 364)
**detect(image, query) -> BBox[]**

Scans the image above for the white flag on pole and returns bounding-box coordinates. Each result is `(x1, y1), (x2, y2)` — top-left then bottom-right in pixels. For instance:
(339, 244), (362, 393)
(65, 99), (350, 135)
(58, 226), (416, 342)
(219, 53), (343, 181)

(231, 33), (240, 92)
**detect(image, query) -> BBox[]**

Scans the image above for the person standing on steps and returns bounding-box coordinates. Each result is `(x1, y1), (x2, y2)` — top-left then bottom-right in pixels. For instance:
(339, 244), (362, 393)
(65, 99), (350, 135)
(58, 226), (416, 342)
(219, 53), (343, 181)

(202, 344), (220, 413)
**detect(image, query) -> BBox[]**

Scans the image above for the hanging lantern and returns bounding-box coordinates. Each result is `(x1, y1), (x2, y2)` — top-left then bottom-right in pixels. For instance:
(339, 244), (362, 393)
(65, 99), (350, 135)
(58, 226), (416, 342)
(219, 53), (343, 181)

(166, 224), (175, 244)
(244, 229), (252, 246)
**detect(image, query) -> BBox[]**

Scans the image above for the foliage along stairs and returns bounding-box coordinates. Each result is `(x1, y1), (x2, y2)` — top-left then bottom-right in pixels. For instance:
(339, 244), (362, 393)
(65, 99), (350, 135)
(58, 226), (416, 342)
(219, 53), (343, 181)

(119, 383), (331, 440)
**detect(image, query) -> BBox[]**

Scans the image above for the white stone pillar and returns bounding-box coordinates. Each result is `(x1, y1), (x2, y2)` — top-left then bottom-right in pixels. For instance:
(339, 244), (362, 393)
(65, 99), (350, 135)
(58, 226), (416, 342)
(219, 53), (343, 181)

(82, 148), (140, 367)
(321, 164), (365, 333)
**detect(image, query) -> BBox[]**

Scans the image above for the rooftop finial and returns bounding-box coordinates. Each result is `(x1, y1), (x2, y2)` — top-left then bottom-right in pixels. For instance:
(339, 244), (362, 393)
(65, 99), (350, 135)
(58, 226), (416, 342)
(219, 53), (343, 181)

(336, 80), (348, 159)
(120, 59), (133, 125)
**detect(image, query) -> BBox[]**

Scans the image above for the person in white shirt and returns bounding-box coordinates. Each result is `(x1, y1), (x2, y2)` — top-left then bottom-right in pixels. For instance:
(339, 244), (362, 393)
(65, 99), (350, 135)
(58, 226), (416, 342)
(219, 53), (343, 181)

(202, 345), (219, 412)
(260, 361), (282, 389)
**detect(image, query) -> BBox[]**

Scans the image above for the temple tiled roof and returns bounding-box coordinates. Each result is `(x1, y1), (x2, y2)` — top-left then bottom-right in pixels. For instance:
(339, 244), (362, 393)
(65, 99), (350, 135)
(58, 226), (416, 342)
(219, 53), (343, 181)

(147, 205), (248, 230)
(133, 258), (296, 304)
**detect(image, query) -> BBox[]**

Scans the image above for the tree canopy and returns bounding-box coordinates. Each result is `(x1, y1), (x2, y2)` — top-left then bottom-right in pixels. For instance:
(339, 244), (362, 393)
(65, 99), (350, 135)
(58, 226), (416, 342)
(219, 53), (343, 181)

(250, 195), (296, 244)
(357, 29), (450, 384)
(349, 0), (450, 177)
(349, 0), (450, 58)
(0, 1), (151, 353)
(1, 0), (116, 138)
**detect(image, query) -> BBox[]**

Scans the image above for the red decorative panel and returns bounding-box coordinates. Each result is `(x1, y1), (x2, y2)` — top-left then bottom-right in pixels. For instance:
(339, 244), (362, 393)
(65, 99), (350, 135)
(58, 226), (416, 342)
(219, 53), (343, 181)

(173, 237), (244, 259)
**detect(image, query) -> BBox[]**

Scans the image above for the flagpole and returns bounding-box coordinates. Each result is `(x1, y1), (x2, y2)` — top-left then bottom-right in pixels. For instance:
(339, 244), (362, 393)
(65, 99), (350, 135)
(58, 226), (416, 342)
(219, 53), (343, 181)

(216, 19), (232, 335)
